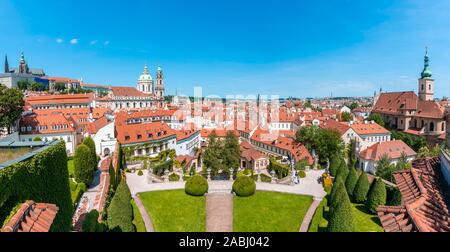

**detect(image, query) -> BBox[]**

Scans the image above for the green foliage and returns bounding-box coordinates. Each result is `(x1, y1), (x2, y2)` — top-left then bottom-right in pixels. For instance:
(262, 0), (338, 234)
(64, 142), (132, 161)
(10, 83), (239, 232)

(185, 175), (208, 196)
(107, 180), (135, 232)
(417, 146), (441, 158)
(295, 159), (308, 171)
(222, 131), (241, 170)
(387, 187), (402, 206)
(260, 173), (272, 183)
(0, 141), (73, 231)
(17, 80), (30, 90)
(296, 126), (320, 152)
(327, 183), (355, 232)
(82, 137), (97, 167)
(335, 161), (349, 183)
(367, 113), (385, 127)
(74, 144), (96, 185)
(376, 153), (405, 183)
(345, 168), (358, 197)
(137, 170), (143, 176)
(391, 131), (426, 152)
(109, 159), (117, 190)
(268, 158), (290, 179)
(365, 178), (387, 213)
(329, 177), (345, 211)
(308, 198), (327, 232)
(71, 182), (86, 208)
(152, 159), (173, 176)
(329, 156), (341, 177)
(82, 210), (106, 232)
(169, 173), (180, 181)
(353, 172), (370, 203)
(298, 170), (306, 178)
(341, 112), (353, 122)
(32, 136), (42, 142)
(0, 85), (24, 134)
(347, 139), (357, 167)
(202, 131), (240, 176)
(233, 176), (256, 197)
(349, 102), (359, 110)
(54, 82), (66, 91)
(297, 126), (344, 163)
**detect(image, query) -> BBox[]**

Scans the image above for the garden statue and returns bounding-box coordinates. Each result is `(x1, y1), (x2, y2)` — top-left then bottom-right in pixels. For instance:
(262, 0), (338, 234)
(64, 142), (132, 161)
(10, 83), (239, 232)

(229, 167), (234, 181)
(207, 167), (212, 181)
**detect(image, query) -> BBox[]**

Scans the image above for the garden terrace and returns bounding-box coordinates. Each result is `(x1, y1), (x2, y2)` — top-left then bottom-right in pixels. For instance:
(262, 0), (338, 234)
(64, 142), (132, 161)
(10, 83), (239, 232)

(377, 157), (450, 232)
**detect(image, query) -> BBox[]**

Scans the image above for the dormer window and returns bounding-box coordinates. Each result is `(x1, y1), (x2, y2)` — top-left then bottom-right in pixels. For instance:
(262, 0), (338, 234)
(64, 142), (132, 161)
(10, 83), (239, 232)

(137, 134), (142, 140)
(125, 136), (130, 141)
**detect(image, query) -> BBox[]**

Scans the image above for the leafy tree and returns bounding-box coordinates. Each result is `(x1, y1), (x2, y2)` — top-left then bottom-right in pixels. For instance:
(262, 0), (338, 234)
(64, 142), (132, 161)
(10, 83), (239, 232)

(295, 125), (320, 152)
(347, 139), (357, 167)
(367, 113), (385, 127)
(74, 144), (95, 185)
(295, 159), (308, 171)
(353, 172), (370, 203)
(316, 129), (344, 163)
(366, 178), (387, 213)
(202, 131), (225, 176)
(222, 131), (241, 172)
(345, 168), (358, 197)
(395, 152), (411, 170)
(327, 183), (355, 232)
(391, 131), (426, 152)
(341, 112), (353, 122)
(107, 180), (135, 232)
(54, 82), (66, 91)
(349, 102), (359, 110)
(82, 210), (106, 232)
(375, 154), (396, 182)
(0, 85), (24, 134)
(82, 136), (97, 166)
(30, 81), (45, 91)
(17, 80), (30, 90)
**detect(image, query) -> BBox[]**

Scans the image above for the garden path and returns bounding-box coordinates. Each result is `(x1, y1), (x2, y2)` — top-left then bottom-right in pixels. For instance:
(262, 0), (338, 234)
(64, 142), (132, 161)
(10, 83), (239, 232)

(206, 193), (233, 232)
(134, 195), (155, 232)
(299, 199), (321, 232)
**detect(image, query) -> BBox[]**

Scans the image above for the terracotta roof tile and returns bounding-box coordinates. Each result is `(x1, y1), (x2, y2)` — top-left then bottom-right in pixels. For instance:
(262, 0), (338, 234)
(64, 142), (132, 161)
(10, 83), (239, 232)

(1, 201), (59, 232)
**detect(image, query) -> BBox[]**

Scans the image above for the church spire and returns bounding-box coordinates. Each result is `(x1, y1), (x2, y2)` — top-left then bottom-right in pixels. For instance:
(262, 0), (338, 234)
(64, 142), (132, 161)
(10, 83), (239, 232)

(421, 47), (432, 79)
(4, 55), (9, 73)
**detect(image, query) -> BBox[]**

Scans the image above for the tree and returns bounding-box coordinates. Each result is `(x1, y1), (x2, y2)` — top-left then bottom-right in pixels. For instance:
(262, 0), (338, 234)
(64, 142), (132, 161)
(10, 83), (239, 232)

(17, 80), (30, 90)
(367, 113), (385, 127)
(353, 172), (370, 203)
(329, 156), (341, 177)
(0, 85), (24, 134)
(82, 210), (106, 232)
(341, 112), (353, 122)
(375, 154), (398, 182)
(349, 102), (359, 110)
(222, 131), (241, 172)
(335, 160), (349, 183)
(202, 131), (225, 176)
(107, 180), (135, 232)
(82, 136), (97, 165)
(295, 126), (320, 152)
(295, 159), (308, 171)
(327, 184), (355, 232)
(365, 178), (387, 213)
(109, 159), (117, 190)
(388, 188), (402, 206)
(54, 82), (66, 91)
(329, 177), (345, 213)
(345, 168), (358, 197)
(316, 129), (344, 163)
(347, 139), (357, 167)
(74, 144), (96, 185)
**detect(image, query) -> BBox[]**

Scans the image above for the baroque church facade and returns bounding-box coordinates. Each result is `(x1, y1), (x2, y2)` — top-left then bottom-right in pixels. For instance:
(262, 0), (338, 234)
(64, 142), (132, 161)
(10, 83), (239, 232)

(372, 49), (447, 142)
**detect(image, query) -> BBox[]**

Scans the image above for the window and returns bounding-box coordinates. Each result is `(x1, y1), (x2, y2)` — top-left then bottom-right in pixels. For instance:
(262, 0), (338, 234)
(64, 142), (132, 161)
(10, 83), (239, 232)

(137, 134), (142, 140)
(125, 136), (130, 141)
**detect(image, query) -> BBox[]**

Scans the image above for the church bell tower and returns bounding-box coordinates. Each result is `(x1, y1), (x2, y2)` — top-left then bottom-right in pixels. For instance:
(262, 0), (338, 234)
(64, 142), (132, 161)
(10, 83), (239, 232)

(155, 65), (164, 98)
(418, 48), (434, 101)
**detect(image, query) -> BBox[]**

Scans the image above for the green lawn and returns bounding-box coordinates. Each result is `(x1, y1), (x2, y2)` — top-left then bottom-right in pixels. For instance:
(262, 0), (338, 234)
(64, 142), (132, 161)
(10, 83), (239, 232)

(233, 191), (313, 232)
(308, 199), (383, 232)
(131, 199), (146, 232)
(68, 159), (74, 178)
(139, 190), (206, 232)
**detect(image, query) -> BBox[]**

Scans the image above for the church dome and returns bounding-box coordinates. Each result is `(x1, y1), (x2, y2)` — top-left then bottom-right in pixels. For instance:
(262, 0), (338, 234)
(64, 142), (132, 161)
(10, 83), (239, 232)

(421, 49), (432, 79)
(139, 65), (153, 81)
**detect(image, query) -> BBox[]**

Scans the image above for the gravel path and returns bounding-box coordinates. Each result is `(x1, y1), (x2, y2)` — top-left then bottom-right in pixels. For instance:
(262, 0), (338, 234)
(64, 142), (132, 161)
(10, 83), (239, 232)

(134, 195), (155, 232)
(206, 193), (233, 232)
(299, 199), (321, 232)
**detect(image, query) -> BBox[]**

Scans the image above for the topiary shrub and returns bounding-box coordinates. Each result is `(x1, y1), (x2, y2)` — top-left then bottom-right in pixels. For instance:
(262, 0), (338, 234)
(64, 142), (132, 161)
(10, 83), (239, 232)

(327, 185), (355, 232)
(137, 170), (143, 176)
(345, 168), (358, 197)
(329, 178), (345, 215)
(169, 173), (180, 181)
(298, 170), (306, 178)
(82, 137), (97, 167)
(107, 180), (135, 232)
(260, 173), (272, 183)
(365, 178), (387, 213)
(74, 144), (96, 185)
(232, 176), (256, 197)
(185, 175), (208, 196)
(329, 156), (341, 177)
(353, 172), (370, 203)
(182, 175), (190, 181)
(335, 161), (349, 183)
(82, 210), (106, 232)
(71, 182), (86, 208)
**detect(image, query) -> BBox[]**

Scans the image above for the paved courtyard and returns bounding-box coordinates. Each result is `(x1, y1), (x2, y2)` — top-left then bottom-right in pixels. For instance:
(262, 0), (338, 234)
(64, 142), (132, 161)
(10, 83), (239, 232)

(126, 169), (326, 200)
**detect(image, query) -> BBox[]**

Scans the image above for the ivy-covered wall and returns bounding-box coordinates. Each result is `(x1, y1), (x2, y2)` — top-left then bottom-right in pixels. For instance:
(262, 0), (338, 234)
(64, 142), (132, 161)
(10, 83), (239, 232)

(0, 141), (73, 231)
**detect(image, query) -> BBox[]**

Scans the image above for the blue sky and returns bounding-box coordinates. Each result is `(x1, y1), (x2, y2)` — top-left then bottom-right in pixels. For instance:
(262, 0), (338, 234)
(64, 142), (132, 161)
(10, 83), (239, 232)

(1, 0), (450, 98)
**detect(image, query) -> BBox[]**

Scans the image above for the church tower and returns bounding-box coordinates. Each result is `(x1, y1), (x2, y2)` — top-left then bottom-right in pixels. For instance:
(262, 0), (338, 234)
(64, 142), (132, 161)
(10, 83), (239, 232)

(418, 48), (434, 101)
(137, 64), (153, 94)
(4, 55), (9, 73)
(155, 65), (164, 98)
(18, 52), (29, 74)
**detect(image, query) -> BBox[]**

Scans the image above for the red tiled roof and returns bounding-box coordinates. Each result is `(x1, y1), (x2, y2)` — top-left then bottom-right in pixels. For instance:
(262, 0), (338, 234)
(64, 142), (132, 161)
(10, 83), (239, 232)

(115, 121), (176, 145)
(86, 116), (110, 135)
(349, 121), (390, 135)
(320, 119), (350, 136)
(1, 200), (59, 232)
(240, 140), (267, 161)
(26, 94), (91, 106)
(377, 157), (450, 232)
(111, 86), (152, 97)
(359, 140), (416, 161)
(20, 113), (76, 135)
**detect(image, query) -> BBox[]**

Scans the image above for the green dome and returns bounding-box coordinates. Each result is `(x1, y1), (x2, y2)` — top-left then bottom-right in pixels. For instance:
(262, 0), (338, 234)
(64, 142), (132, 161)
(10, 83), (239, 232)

(421, 68), (432, 78)
(421, 49), (432, 79)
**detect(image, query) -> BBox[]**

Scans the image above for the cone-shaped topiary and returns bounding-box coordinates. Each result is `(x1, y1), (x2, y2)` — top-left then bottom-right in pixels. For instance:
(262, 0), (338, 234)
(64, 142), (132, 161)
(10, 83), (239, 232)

(107, 180), (135, 232)
(366, 178), (387, 213)
(232, 176), (256, 197)
(329, 178), (347, 216)
(329, 156), (341, 177)
(327, 185), (355, 232)
(82, 210), (106, 232)
(74, 144), (95, 185)
(345, 168), (358, 197)
(185, 175), (208, 196)
(82, 136), (97, 166)
(353, 172), (370, 203)
(330, 176), (344, 206)
(335, 161), (349, 184)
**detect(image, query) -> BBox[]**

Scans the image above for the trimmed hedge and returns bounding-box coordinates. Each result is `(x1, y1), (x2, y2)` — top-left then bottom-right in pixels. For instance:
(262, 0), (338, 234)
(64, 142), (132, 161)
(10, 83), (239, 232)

(107, 180), (135, 232)
(0, 141), (73, 231)
(353, 172), (370, 203)
(329, 156), (341, 177)
(345, 168), (358, 197)
(71, 182), (86, 208)
(137, 170), (143, 176)
(82, 137), (97, 166)
(298, 170), (306, 178)
(169, 173), (180, 181)
(260, 173), (272, 183)
(74, 144), (96, 185)
(269, 158), (290, 179)
(366, 178), (387, 213)
(185, 175), (208, 196)
(335, 161), (349, 183)
(232, 176), (256, 197)
(82, 210), (106, 232)
(327, 184), (355, 232)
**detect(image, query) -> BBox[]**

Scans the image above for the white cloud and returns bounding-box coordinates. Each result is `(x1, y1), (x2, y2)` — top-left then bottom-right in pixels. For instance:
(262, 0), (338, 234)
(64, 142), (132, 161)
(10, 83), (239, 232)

(104, 40), (110, 45)
(70, 38), (78, 45)
(56, 38), (64, 44)
(90, 40), (98, 45)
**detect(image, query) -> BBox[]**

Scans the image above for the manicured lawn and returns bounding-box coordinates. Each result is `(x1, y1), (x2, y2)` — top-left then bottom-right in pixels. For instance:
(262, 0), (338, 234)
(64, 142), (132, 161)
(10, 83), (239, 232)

(139, 190), (206, 232)
(131, 199), (146, 232)
(233, 191), (313, 232)
(68, 159), (74, 178)
(308, 199), (383, 232)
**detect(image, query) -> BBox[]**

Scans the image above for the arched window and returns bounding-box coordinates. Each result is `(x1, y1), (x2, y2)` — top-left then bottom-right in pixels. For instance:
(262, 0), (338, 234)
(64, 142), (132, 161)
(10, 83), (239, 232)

(442, 122), (445, 132)
(429, 122), (435, 132)
(422, 84), (424, 91)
